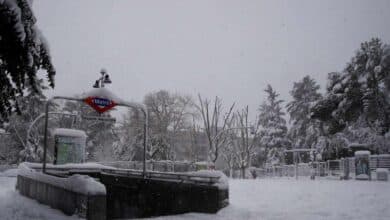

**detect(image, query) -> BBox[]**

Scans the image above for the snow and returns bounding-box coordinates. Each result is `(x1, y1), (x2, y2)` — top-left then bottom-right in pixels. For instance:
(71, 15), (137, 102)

(67, 174), (106, 195)
(376, 168), (389, 173)
(185, 170), (228, 190)
(18, 163), (106, 195)
(2, 0), (26, 42)
(374, 65), (382, 74)
(141, 178), (390, 220)
(355, 151), (371, 156)
(53, 128), (87, 138)
(22, 162), (115, 170)
(0, 178), (78, 220)
(0, 168), (19, 177)
(81, 87), (124, 104)
(355, 174), (370, 179)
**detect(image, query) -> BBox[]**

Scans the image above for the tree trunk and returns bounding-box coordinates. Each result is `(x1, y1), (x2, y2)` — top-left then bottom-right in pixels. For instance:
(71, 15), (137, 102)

(241, 167), (246, 179)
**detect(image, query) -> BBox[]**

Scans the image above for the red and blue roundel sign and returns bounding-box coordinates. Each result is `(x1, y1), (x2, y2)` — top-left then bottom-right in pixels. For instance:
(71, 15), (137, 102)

(84, 97), (117, 113)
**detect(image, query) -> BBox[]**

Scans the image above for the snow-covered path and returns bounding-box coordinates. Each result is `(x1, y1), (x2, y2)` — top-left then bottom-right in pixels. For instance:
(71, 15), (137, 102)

(0, 175), (389, 220)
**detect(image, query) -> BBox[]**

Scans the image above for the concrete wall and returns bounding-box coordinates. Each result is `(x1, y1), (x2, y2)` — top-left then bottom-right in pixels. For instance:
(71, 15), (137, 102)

(100, 173), (228, 219)
(16, 175), (106, 220)
(16, 169), (229, 219)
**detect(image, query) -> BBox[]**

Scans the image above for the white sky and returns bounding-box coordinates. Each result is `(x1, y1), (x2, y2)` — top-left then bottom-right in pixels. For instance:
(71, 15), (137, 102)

(33, 0), (390, 120)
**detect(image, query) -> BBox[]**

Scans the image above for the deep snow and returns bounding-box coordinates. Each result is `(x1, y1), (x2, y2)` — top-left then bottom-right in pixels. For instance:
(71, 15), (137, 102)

(0, 172), (389, 220)
(0, 177), (79, 220)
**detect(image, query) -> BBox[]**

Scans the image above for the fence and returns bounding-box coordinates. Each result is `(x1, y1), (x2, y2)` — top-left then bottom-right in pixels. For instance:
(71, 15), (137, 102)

(262, 154), (390, 178)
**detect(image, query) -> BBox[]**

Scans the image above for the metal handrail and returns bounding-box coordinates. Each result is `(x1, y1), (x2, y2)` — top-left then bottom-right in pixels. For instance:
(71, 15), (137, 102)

(31, 165), (220, 185)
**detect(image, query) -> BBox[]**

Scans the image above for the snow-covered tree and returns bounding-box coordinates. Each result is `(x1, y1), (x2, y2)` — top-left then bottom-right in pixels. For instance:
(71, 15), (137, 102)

(311, 38), (390, 135)
(223, 106), (260, 178)
(1, 79), (58, 162)
(113, 109), (144, 161)
(0, 0), (55, 121)
(287, 76), (323, 151)
(258, 85), (289, 165)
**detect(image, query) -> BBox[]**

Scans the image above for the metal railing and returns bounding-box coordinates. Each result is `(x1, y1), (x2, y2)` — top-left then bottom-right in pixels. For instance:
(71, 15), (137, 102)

(24, 163), (220, 185)
(262, 154), (390, 178)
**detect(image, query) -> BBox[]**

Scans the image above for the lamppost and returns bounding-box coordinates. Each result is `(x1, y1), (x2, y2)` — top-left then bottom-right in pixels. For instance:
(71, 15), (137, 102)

(93, 68), (112, 88)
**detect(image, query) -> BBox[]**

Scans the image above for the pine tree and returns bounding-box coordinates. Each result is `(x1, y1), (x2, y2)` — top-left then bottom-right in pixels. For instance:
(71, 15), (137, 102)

(311, 38), (390, 135)
(258, 85), (289, 165)
(287, 76), (322, 154)
(0, 0), (55, 122)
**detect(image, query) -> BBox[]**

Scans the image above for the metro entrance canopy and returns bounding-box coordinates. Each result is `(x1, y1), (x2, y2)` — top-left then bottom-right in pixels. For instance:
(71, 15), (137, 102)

(42, 87), (149, 177)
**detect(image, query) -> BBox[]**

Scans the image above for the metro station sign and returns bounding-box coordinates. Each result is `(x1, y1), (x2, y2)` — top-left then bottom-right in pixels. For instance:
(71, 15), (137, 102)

(84, 96), (117, 113)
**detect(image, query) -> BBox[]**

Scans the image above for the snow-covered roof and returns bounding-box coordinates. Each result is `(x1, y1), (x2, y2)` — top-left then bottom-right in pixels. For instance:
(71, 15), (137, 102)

(53, 128), (87, 138)
(194, 161), (214, 166)
(81, 87), (124, 104)
(348, 143), (370, 148)
(354, 150), (371, 156)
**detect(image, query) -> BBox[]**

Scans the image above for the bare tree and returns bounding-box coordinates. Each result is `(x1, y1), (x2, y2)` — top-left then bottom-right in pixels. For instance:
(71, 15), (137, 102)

(113, 109), (143, 161)
(229, 106), (260, 178)
(196, 94), (235, 164)
(187, 115), (203, 162)
(144, 90), (195, 160)
(221, 131), (237, 178)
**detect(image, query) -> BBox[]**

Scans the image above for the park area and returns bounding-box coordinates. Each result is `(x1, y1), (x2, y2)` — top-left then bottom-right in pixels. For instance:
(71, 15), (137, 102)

(1, 169), (389, 220)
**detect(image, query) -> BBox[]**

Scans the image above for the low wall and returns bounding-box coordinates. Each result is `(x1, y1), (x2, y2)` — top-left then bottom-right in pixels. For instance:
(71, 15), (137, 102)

(16, 175), (106, 220)
(15, 163), (229, 219)
(100, 173), (228, 219)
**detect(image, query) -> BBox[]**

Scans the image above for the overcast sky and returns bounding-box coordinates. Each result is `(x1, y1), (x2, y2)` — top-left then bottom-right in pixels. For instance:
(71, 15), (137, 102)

(33, 0), (390, 120)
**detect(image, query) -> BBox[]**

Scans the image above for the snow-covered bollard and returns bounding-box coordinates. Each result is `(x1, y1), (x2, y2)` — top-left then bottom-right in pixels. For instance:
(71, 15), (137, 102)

(376, 168), (389, 181)
(354, 151), (371, 180)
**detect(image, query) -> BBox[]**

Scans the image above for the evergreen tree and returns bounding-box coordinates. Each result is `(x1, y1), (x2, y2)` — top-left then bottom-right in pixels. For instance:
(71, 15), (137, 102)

(258, 85), (289, 165)
(2, 79), (55, 162)
(287, 76), (322, 160)
(311, 38), (390, 135)
(0, 0), (55, 121)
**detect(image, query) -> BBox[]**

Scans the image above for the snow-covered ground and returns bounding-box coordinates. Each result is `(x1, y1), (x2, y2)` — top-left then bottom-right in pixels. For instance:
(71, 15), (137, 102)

(0, 177), (79, 220)
(1, 171), (389, 220)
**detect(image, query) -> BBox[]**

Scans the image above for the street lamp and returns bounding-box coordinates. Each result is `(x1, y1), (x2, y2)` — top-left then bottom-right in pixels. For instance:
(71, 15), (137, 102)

(92, 68), (112, 88)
